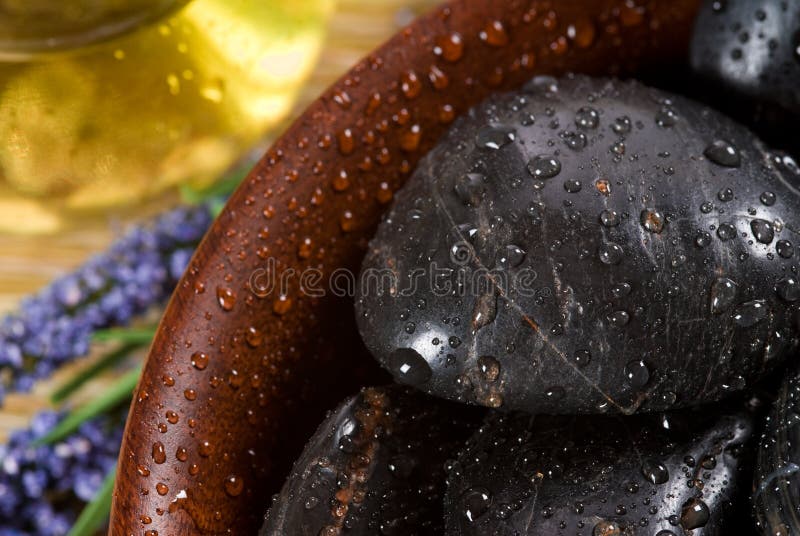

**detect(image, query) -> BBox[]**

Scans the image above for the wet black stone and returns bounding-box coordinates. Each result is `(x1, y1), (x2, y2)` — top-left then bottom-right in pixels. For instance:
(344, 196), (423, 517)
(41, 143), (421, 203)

(261, 386), (482, 535)
(355, 75), (800, 415)
(690, 0), (800, 152)
(444, 407), (754, 535)
(754, 366), (800, 536)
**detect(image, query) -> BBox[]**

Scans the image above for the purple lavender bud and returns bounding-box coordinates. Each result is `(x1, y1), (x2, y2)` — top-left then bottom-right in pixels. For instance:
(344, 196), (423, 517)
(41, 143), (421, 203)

(169, 248), (193, 280)
(21, 470), (46, 498)
(72, 469), (103, 502)
(30, 412), (59, 437)
(0, 201), (215, 400)
(0, 409), (125, 534)
(0, 343), (22, 368)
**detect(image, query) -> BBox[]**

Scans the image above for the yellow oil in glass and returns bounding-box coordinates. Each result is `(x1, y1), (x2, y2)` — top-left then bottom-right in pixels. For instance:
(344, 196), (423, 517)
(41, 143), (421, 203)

(0, 0), (334, 233)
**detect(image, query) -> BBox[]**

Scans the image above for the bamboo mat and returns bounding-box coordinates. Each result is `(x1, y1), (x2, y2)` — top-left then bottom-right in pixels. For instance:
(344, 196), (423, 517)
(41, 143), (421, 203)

(0, 0), (440, 441)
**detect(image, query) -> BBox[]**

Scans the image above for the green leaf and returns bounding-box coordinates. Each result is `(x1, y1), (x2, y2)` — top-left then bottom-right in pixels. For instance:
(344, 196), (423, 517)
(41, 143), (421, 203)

(51, 342), (142, 404)
(92, 327), (156, 345)
(67, 463), (116, 536)
(209, 197), (227, 218)
(180, 165), (249, 205)
(35, 366), (141, 446)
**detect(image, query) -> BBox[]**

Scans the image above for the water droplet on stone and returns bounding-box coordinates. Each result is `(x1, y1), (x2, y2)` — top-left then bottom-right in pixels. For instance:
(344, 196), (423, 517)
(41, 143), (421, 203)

(716, 223), (737, 241)
(495, 245), (526, 268)
(733, 300), (768, 327)
(520, 112), (535, 126)
(599, 209), (620, 227)
(655, 106), (678, 127)
(710, 277), (737, 314)
(680, 498), (710, 530)
(599, 243), (624, 265)
(563, 179), (582, 193)
(777, 239), (794, 258)
(717, 187), (734, 202)
(704, 140), (741, 167)
(572, 349), (591, 367)
(760, 191), (776, 206)
(610, 140), (626, 155)
(607, 310), (630, 328)
(640, 209), (665, 233)
(611, 282), (632, 298)
(751, 219), (774, 244)
(575, 106), (600, 129)
(562, 131), (587, 150)
(387, 348), (432, 386)
(527, 155), (561, 179)
(461, 487), (492, 522)
(624, 360), (650, 387)
(776, 278), (800, 302)
(475, 124), (516, 150)
(611, 116), (632, 134)
(696, 230), (712, 247)
(641, 458), (669, 484)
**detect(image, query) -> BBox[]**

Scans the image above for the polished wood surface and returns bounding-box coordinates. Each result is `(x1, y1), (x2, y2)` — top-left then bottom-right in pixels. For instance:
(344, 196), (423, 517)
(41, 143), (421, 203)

(110, 1), (702, 533)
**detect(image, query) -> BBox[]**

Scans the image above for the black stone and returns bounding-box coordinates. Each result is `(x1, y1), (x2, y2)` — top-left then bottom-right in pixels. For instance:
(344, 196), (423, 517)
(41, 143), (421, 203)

(444, 407), (755, 535)
(690, 0), (800, 153)
(753, 366), (800, 535)
(355, 75), (800, 415)
(261, 386), (482, 535)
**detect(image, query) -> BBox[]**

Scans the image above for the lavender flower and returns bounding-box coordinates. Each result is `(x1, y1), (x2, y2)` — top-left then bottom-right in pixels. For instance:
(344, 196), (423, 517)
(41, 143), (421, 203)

(0, 203), (214, 402)
(0, 410), (124, 535)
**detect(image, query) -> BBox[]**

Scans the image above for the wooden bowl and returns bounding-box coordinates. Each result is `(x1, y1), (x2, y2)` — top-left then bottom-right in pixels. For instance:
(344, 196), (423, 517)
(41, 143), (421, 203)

(110, 1), (701, 533)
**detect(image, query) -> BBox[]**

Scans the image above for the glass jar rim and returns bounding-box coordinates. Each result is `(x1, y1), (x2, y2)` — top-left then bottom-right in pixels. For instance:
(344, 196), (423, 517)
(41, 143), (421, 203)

(0, 0), (188, 60)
